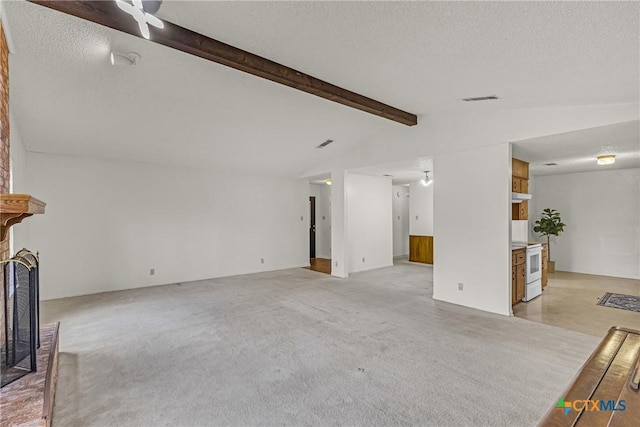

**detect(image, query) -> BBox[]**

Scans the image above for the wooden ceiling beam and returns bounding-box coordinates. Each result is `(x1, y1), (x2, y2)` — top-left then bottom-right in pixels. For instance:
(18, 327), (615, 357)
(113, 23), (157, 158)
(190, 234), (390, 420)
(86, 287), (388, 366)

(28, 1), (418, 126)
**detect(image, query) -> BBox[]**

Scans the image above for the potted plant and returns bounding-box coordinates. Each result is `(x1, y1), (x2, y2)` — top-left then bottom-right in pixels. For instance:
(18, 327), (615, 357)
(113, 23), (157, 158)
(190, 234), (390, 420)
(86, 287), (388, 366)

(533, 208), (566, 272)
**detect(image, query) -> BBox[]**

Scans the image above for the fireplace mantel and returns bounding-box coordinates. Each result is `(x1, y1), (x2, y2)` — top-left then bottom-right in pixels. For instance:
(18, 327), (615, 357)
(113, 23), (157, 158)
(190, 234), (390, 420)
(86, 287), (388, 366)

(0, 194), (46, 241)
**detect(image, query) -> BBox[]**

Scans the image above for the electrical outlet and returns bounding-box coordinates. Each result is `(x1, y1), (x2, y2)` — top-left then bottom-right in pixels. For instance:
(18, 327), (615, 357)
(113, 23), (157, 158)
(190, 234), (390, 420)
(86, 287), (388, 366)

(398, 215), (400, 220)
(335, 261), (339, 267)
(458, 282), (464, 291)
(260, 258), (264, 264)
(150, 268), (155, 276)
(362, 257), (365, 262)
(322, 215), (325, 220)
(416, 215), (419, 220)
(300, 216), (304, 221)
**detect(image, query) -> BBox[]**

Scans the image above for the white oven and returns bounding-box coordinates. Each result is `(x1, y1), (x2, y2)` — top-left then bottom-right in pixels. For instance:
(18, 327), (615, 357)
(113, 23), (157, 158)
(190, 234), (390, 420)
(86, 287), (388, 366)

(523, 244), (542, 301)
(526, 244), (542, 283)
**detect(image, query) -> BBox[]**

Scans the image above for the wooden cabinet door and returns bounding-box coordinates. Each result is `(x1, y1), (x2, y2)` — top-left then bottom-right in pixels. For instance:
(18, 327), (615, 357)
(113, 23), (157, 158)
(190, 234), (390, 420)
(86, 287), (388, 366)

(511, 158), (529, 219)
(512, 177), (521, 192)
(511, 266), (517, 305)
(512, 158), (529, 179)
(516, 264), (526, 301)
(512, 200), (529, 220)
(409, 236), (433, 264)
(512, 177), (529, 193)
(519, 200), (528, 220)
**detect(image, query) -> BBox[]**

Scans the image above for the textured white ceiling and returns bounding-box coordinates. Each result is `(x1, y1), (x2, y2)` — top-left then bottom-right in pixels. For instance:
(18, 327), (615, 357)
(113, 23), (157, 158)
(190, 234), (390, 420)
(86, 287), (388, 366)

(513, 120), (640, 176)
(5, 0), (639, 176)
(350, 158), (433, 186)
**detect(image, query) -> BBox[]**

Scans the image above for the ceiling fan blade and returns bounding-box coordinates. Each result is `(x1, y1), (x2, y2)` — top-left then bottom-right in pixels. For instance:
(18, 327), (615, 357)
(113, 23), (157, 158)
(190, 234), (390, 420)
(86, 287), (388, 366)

(117, 0), (146, 23)
(138, 21), (150, 39)
(132, 0), (144, 11)
(115, 0), (135, 15)
(146, 13), (164, 29)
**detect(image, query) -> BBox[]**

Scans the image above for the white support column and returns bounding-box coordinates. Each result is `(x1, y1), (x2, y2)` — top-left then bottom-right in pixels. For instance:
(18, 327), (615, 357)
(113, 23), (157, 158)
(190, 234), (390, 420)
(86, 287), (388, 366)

(433, 143), (512, 316)
(330, 170), (348, 277)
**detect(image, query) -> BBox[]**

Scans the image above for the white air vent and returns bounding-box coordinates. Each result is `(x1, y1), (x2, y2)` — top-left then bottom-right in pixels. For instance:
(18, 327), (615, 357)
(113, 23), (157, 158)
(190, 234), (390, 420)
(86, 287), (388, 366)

(462, 95), (500, 102)
(316, 139), (334, 148)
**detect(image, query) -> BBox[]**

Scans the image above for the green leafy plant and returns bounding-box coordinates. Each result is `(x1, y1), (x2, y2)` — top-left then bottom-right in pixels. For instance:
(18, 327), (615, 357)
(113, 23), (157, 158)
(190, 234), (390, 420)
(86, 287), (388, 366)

(533, 208), (566, 261)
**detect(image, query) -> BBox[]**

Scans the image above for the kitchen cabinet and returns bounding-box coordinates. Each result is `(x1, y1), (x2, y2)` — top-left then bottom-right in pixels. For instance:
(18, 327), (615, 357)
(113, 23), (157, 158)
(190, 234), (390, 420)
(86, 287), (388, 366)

(511, 177), (529, 193)
(409, 235), (433, 264)
(512, 158), (529, 179)
(516, 264), (525, 302)
(541, 243), (548, 289)
(512, 200), (528, 220)
(512, 177), (521, 192)
(512, 248), (526, 305)
(512, 158), (530, 220)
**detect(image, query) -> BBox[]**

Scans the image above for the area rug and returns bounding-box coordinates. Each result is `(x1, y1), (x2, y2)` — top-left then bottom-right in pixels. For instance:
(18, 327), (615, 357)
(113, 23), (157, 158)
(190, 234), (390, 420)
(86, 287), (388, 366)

(597, 292), (640, 313)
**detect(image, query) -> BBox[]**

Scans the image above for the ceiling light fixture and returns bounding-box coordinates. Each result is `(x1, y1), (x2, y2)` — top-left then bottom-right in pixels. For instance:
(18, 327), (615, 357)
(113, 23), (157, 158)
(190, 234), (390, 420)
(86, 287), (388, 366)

(420, 171), (432, 187)
(597, 154), (616, 166)
(115, 0), (164, 40)
(325, 179), (332, 186)
(110, 51), (141, 66)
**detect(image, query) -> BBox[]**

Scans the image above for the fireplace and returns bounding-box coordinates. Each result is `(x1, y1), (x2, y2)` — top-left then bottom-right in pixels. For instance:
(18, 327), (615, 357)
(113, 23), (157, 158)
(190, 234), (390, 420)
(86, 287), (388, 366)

(1, 249), (40, 387)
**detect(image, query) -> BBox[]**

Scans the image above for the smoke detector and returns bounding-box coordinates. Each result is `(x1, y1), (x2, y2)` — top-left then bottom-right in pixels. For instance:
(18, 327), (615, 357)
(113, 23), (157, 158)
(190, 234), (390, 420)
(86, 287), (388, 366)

(110, 51), (141, 66)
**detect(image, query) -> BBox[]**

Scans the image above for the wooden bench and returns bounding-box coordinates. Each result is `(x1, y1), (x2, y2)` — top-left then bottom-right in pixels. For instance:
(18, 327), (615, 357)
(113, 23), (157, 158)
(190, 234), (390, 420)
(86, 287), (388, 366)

(538, 326), (639, 426)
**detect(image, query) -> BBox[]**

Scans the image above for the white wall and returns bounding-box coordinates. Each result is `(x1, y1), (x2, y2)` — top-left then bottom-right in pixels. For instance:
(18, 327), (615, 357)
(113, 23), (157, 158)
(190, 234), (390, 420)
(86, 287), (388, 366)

(409, 181), (434, 236)
(347, 174), (393, 273)
(532, 168), (640, 279)
(433, 143), (512, 316)
(309, 183), (331, 259)
(9, 115), (27, 193)
(9, 115), (28, 253)
(392, 185), (409, 256)
(19, 152), (309, 300)
(330, 170), (348, 277)
(511, 220), (528, 242)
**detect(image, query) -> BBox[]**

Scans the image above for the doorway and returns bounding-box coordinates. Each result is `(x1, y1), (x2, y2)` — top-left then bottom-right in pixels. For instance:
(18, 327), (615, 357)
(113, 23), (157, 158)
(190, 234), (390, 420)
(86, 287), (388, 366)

(392, 185), (410, 261)
(309, 196), (316, 259)
(305, 183), (332, 275)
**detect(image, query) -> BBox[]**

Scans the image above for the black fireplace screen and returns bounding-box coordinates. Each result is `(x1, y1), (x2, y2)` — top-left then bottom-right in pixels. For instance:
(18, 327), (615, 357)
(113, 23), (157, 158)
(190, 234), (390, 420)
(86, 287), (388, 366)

(1, 249), (40, 388)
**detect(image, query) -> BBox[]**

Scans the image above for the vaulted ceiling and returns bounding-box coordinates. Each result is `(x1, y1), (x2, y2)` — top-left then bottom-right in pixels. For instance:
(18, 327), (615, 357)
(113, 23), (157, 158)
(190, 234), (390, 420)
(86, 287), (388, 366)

(5, 1), (639, 177)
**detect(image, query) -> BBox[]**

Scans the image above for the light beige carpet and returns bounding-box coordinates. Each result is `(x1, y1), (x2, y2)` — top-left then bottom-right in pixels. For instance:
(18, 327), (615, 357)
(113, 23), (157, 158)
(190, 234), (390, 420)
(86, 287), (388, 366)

(42, 262), (600, 426)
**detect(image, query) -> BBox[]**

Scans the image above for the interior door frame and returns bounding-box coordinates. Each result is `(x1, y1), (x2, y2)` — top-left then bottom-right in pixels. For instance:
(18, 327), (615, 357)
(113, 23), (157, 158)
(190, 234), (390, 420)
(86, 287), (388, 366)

(309, 196), (316, 259)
